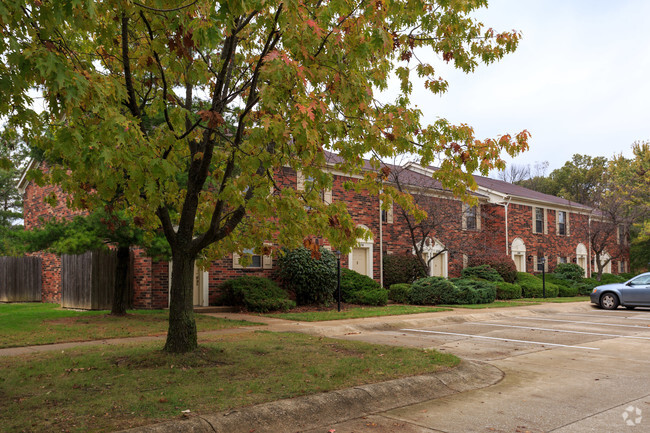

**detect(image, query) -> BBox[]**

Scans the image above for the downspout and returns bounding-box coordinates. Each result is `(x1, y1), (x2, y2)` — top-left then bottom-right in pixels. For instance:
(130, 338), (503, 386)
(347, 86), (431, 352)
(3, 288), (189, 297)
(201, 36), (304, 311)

(498, 196), (512, 256)
(587, 212), (592, 278)
(379, 188), (383, 288)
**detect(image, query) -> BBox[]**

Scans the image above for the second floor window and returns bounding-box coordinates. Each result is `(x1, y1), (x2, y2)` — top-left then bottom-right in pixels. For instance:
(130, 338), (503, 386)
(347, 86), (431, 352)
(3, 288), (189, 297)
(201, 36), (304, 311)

(558, 211), (566, 235)
(466, 206), (477, 230)
(535, 208), (544, 233)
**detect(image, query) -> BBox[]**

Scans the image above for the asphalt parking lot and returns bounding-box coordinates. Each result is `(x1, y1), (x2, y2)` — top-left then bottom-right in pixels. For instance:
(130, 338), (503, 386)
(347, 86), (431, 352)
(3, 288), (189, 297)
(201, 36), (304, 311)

(326, 303), (650, 432)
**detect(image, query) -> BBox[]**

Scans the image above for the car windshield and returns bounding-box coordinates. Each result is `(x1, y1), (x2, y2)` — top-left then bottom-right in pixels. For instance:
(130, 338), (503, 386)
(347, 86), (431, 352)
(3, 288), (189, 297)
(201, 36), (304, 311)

(629, 275), (650, 285)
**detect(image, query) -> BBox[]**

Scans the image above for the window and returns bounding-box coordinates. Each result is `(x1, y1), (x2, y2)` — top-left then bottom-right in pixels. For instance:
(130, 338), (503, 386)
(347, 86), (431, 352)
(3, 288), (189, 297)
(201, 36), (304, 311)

(462, 203), (479, 231)
(536, 256), (546, 272)
(381, 202), (394, 224)
(297, 170), (332, 205)
(559, 256), (567, 264)
(233, 247), (272, 269)
(618, 225), (626, 245)
(558, 211), (567, 235)
(534, 208), (544, 234)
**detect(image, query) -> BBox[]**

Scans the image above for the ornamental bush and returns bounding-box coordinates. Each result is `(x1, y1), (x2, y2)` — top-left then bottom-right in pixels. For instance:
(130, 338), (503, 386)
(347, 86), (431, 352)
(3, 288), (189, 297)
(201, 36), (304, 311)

(340, 268), (388, 306)
(516, 272), (559, 298)
(576, 277), (600, 295)
(557, 284), (579, 297)
(494, 281), (522, 300)
(217, 276), (295, 313)
(388, 283), (412, 303)
(451, 278), (497, 304)
(383, 253), (427, 288)
(468, 253), (518, 283)
(461, 265), (504, 282)
(544, 273), (575, 288)
(599, 273), (627, 284)
(554, 263), (585, 281)
(276, 247), (337, 305)
(409, 277), (458, 305)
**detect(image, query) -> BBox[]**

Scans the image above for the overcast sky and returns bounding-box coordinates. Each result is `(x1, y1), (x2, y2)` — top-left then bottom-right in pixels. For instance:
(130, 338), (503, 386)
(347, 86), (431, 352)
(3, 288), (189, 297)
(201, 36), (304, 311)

(406, 0), (650, 175)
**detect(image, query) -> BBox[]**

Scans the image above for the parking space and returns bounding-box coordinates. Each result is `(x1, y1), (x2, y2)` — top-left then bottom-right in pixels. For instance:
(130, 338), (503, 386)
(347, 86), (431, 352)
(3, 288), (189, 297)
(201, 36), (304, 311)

(390, 308), (650, 360)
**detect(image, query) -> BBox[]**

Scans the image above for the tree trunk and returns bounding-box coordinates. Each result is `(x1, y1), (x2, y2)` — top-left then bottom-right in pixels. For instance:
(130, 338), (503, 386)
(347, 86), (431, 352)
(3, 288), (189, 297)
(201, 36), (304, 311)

(110, 245), (130, 316)
(164, 252), (198, 353)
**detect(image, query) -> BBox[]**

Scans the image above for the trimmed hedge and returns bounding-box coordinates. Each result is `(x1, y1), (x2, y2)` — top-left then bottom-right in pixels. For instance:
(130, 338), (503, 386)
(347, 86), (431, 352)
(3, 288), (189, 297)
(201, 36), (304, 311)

(277, 247), (337, 305)
(468, 253), (518, 283)
(599, 273), (627, 284)
(557, 284), (579, 297)
(383, 253), (427, 288)
(451, 278), (497, 304)
(576, 278), (600, 295)
(494, 281), (522, 300)
(554, 263), (585, 281)
(516, 272), (559, 298)
(388, 283), (411, 304)
(461, 265), (504, 282)
(217, 276), (295, 312)
(340, 268), (388, 306)
(544, 273), (575, 288)
(409, 277), (457, 305)
(619, 272), (636, 280)
(409, 277), (496, 305)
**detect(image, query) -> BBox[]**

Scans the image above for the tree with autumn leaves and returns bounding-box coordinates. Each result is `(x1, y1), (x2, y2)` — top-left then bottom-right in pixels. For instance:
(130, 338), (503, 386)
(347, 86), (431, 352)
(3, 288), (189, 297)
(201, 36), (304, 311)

(0, 0), (529, 353)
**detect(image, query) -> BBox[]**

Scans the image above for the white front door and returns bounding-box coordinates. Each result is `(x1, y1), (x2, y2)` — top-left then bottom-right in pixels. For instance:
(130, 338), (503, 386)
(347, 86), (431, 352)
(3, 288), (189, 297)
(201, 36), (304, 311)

(351, 247), (369, 276)
(431, 254), (444, 277)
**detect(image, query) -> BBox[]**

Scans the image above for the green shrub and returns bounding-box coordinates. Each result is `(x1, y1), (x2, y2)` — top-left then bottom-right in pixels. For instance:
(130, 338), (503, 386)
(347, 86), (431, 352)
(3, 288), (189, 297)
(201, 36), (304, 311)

(346, 288), (389, 306)
(469, 253), (518, 283)
(340, 269), (387, 305)
(461, 265), (504, 282)
(516, 272), (559, 298)
(619, 272), (636, 280)
(557, 284), (579, 297)
(554, 263), (585, 281)
(576, 278), (600, 295)
(388, 283), (412, 303)
(451, 278), (497, 304)
(383, 253), (427, 288)
(409, 277), (458, 305)
(277, 247), (337, 305)
(217, 276), (295, 312)
(494, 281), (522, 300)
(599, 273), (627, 284)
(544, 273), (574, 288)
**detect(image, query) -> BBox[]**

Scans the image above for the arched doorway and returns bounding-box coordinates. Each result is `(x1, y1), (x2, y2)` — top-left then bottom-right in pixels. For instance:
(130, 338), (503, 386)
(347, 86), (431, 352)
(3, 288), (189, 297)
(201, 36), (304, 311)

(418, 237), (448, 278)
(511, 237), (526, 272)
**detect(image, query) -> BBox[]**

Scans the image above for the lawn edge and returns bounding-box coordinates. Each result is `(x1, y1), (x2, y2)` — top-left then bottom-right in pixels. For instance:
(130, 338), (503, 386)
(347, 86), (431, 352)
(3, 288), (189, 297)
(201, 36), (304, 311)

(117, 359), (503, 433)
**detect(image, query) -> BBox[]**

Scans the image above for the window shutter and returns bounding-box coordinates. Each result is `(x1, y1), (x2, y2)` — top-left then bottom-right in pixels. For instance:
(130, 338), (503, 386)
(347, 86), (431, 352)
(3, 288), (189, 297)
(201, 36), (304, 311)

(462, 203), (468, 230)
(232, 253), (243, 269)
(544, 209), (548, 235)
(323, 188), (332, 205)
(296, 170), (305, 191)
(476, 205), (481, 231)
(533, 255), (538, 271)
(556, 210), (559, 235)
(463, 254), (468, 269)
(387, 202), (394, 224)
(532, 207), (536, 233)
(262, 254), (272, 269)
(557, 256), (561, 265)
(544, 256), (549, 272)
(566, 213), (570, 236)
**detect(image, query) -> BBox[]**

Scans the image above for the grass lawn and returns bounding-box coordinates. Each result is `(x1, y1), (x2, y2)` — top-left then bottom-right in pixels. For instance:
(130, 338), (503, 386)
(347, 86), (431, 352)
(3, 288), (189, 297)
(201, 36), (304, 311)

(442, 296), (590, 309)
(0, 330), (459, 433)
(0, 303), (260, 348)
(265, 305), (452, 322)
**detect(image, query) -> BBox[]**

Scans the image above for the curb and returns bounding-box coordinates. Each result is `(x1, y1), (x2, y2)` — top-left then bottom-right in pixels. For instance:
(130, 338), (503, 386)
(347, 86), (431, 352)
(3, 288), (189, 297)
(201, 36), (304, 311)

(117, 360), (503, 433)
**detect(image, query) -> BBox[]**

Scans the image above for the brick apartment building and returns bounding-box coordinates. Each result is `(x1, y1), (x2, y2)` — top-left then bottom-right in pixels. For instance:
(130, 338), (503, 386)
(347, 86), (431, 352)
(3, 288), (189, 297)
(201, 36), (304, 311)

(17, 153), (629, 309)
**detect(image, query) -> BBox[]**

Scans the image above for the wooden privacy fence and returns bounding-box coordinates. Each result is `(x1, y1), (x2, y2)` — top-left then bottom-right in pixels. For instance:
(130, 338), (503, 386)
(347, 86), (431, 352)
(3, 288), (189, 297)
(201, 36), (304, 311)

(61, 249), (132, 310)
(0, 256), (42, 302)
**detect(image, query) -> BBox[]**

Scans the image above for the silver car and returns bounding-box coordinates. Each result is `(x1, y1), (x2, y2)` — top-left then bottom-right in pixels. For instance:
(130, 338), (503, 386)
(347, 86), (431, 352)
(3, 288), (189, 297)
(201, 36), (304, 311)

(591, 273), (650, 310)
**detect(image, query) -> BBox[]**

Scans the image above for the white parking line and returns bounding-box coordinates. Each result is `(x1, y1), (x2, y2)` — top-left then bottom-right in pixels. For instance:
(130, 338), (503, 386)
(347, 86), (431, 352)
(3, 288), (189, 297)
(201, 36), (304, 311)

(518, 317), (650, 329)
(473, 323), (650, 340)
(401, 329), (600, 350)
(560, 312), (650, 322)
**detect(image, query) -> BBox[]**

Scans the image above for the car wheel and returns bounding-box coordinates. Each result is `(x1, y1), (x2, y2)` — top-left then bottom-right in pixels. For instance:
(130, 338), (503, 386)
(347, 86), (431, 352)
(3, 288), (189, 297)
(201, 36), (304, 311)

(625, 306), (636, 310)
(600, 293), (619, 310)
